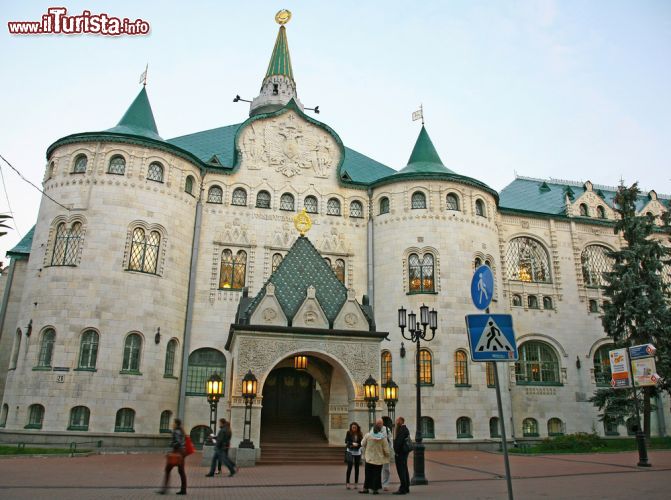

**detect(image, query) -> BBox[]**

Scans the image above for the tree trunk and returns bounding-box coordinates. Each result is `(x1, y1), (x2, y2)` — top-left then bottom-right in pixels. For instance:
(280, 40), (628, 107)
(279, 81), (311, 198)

(643, 387), (652, 437)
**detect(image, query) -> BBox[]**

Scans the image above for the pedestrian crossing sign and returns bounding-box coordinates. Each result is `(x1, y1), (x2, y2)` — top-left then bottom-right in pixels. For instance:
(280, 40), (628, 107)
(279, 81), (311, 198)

(465, 314), (518, 362)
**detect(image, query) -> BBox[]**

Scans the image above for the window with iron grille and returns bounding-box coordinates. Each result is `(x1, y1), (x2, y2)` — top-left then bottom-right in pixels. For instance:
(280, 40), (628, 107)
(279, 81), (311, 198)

(51, 222), (82, 266)
(489, 417), (500, 437)
(379, 197), (389, 215)
(349, 200), (363, 218)
(147, 162), (164, 182)
(115, 408), (135, 432)
(121, 333), (142, 373)
(581, 245), (613, 287)
(523, 418), (538, 436)
(72, 154), (87, 173)
(327, 198), (341, 216)
(421, 417), (435, 438)
(68, 406), (90, 431)
(515, 341), (560, 385)
(164, 339), (178, 377)
(411, 191), (426, 209)
(37, 329), (55, 368)
(160, 410), (172, 433)
(456, 417), (472, 438)
(334, 259), (346, 284)
(271, 253), (283, 274)
(280, 193), (295, 211)
(256, 190), (271, 208)
(78, 330), (98, 370)
(185, 176), (194, 195)
(446, 193), (460, 211)
(232, 187), (247, 206)
(207, 186), (223, 203)
(475, 199), (486, 217)
(128, 228), (161, 274)
(381, 351), (392, 385)
(505, 237), (551, 283)
(304, 195), (318, 214)
(219, 249), (247, 290)
(593, 345), (612, 386)
(454, 350), (469, 385)
(108, 155), (126, 175)
(408, 253), (435, 293)
(186, 348), (226, 395)
(419, 349), (432, 385)
(548, 418), (564, 436)
(26, 404), (44, 429)
(486, 362), (496, 387)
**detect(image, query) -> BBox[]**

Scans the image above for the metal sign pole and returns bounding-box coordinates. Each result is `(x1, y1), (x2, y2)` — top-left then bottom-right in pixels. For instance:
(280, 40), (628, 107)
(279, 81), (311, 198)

(493, 362), (514, 500)
(626, 349), (650, 467)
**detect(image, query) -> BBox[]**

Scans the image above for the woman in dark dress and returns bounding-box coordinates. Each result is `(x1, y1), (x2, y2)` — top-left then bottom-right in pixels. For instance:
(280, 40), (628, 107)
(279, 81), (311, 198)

(345, 422), (363, 490)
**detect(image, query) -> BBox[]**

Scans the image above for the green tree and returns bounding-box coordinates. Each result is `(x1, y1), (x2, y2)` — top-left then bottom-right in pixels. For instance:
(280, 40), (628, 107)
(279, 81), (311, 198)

(0, 213), (11, 237)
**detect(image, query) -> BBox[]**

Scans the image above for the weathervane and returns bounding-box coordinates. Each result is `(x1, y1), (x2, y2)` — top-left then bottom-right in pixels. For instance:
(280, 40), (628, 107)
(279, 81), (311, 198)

(139, 64), (148, 86)
(293, 209), (312, 236)
(412, 104), (425, 125)
(275, 9), (292, 25)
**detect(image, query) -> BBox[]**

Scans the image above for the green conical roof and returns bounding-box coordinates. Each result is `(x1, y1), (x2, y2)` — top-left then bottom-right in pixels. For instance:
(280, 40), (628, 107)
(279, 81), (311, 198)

(397, 126), (453, 174)
(265, 25), (294, 80)
(106, 87), (162, 141)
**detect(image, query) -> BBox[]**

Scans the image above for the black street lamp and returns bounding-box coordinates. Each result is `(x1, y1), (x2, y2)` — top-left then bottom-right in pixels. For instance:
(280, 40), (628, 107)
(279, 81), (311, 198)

(206, 372), (223, 438)
(398, 303), (437, 486)
(363, 374), (379, 430)
(239, 370), (258, 449)
(382, 378), (399, 423)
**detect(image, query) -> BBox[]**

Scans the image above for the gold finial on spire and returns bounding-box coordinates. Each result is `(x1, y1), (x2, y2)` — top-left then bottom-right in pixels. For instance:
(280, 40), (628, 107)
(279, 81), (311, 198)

(275, 9), (292, 25)
(293, 208), (312, 236)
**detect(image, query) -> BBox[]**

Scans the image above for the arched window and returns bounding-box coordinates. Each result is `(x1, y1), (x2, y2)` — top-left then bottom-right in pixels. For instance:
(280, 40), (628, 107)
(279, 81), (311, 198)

(334, 259), (346, 284)
(528, 295), (539, 309)
(474, 257), (482, 269)
(280, 193), (295, 211)
(324, 257), (332, 267)
(232, 187), (247, 206)
(164, 339), (178, 377)
(454, 350), (469, 385)
(419, 349), (433, 385)
(304, 195), (318, 214)
(411, 191), (426, 209)
(129, 228), (161, 274)
(489, 417), (500, 438)
(512, 294), (522, 307)
(269, 254), (283, 275)
(147, 162), (164, 182)
(0, 403), (8, 428)
(219, 249), (247, 290)
(381, 351), (392, 385)
(596, 206), (606, 219)
(122, 333), (142, 373)
(10, 328), (22, 369)
(68, 406), (90, 431)
(421, 417), (435, 438)
(160, 410), (172, 433)
(78, 330), (99, 370)
(604, 416), (619, 436)
(379, 197), (390, 215)
(456, 417), (472, 438)
(505, 237), (552, 283)
(37, 328), (55, 368)
(256, 190), (271, 209)
(115, 408), (135, 432)
(186, 348), (226, 396)
(548, 418), (564, 436)
(543, 296), (553, 310)
(185, 175), (194, 195)
(327, 198), (341, 216)
(579, 203), (589, 216)
(446, 193), (460, 211)
(581, 245), (613, 288)
(475, 199), (486, 217)
(26, 404), (45, 429)
(589, 299), (599, 313)
(523, 417), (539, 437)
(408, 253), (435, 293)
(486, 362), (496, 387)
(51, 221), (82, 266)
(593, 345), (612, 386)
(108, 155), (126, 175)
(515, 341), (560, 385)
(72, 154), (87, 173)
(350, 200), (363, 218)
(207, 185), (223, 203)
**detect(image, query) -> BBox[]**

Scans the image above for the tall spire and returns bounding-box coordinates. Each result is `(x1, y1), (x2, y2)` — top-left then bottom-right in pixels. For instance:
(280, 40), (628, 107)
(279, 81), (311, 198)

(107, 87), (162, 141)
(249, 10), (303, 116)
(397, 126), (454, 175)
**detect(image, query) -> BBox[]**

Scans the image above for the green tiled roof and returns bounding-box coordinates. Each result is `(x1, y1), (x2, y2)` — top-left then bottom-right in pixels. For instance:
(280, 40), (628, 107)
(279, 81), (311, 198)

(6, 225), (34, 258)
(397, 126), (454, 175)
(266, 25), (294, 80)
(245, 236), (349, 326)
(106, 87), (162, 141)
(168, 123), (242, 168)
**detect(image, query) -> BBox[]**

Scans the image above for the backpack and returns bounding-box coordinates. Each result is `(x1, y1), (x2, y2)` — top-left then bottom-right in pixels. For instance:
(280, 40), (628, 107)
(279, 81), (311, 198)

(184, 436), (195, 456)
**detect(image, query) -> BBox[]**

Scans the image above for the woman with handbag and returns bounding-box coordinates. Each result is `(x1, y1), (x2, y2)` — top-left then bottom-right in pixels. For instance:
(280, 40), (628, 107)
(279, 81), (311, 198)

(345, 422), (363, 490)
(158, 418), (187, 495)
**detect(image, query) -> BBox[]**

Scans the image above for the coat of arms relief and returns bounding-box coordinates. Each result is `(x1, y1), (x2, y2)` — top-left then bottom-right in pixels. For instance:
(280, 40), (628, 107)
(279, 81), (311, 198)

(239, 111), (340, 178)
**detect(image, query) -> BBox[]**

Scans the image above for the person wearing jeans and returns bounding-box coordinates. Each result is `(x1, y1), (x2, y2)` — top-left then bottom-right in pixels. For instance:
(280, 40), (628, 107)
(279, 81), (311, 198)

(206, 418), (237, 477)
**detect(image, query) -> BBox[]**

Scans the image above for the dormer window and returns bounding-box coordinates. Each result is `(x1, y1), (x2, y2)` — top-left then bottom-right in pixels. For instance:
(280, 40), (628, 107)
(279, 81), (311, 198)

(272, 84), (279, 95)
(579, 203), (589, 217)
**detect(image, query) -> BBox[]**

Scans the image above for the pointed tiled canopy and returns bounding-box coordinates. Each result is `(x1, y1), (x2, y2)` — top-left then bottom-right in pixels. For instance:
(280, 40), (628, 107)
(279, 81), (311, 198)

(106, 87), (163, 141)
(245, 236), (351, 326)
(396, 126), (454, 175)
(265, 25), (294, 81)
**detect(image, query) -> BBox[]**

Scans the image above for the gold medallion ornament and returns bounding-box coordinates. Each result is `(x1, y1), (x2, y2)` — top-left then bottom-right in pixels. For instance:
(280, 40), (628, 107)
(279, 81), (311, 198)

(293, 209), (312, 236)
(275, 9), (292, 25)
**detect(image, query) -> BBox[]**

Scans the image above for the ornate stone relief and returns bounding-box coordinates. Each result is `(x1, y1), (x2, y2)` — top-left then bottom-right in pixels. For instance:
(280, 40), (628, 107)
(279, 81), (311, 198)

(250, 283), (288, 326)
(238, 111), (340, 179)
(292, 286), (329, 329)
(333, 289), (368, 332)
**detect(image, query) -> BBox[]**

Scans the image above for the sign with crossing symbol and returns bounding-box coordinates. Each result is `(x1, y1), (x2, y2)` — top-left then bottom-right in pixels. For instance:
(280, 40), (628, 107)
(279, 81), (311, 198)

(465, 314), (518, 362)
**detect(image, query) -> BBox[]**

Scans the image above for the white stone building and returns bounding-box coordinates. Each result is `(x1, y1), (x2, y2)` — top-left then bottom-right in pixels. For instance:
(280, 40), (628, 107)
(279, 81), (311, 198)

(1, 16), (669, 454)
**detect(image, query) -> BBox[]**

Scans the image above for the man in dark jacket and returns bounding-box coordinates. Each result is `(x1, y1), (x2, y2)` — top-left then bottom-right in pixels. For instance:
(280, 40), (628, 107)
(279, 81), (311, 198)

(393, 416), (410, 495)
(206, 418), (237, 477)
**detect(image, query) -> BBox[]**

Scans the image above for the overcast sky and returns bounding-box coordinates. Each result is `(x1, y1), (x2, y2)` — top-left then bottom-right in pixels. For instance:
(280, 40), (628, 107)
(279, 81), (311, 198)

(1, 0), (670, 263)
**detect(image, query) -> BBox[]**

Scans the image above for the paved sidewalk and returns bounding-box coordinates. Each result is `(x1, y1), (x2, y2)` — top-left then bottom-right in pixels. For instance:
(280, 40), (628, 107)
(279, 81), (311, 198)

(0, 449), (669, 499)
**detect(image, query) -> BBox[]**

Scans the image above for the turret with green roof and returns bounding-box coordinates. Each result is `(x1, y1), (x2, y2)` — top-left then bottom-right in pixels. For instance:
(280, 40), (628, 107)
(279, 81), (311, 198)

(106, 87), (162, 141)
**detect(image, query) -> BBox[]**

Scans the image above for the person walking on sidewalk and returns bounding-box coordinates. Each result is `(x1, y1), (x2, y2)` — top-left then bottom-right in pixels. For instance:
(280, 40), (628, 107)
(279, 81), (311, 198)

(393, 416), (411, 495)
(359, 422), (391, 495)
(158, 418), (187, 495)
(206, 418), (237, 477)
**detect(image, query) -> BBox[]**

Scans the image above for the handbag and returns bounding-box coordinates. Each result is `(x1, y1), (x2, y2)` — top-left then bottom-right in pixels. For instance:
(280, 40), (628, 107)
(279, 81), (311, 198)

(344, 449), (353, 464)
(166, 452), (183, 466)
(184, 436), (195, 456)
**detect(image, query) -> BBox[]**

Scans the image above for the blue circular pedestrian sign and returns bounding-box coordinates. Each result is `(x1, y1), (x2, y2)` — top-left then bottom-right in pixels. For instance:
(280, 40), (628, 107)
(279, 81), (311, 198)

(471, 265), (494, 310)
